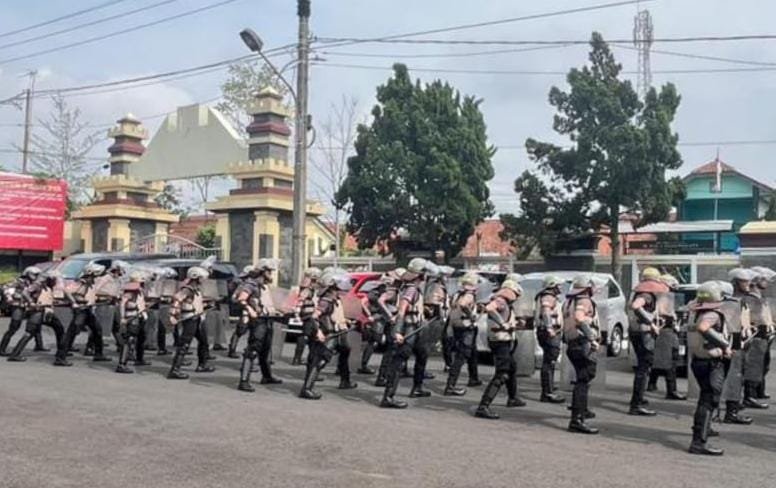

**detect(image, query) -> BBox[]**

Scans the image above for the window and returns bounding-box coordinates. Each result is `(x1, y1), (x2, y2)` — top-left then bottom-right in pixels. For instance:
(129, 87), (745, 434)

(608, 280), (621, 299)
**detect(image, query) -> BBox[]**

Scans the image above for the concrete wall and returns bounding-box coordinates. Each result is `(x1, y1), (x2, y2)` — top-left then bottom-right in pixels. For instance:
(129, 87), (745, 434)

(129, 219), (156, 243)
(228, 211), (254, 270)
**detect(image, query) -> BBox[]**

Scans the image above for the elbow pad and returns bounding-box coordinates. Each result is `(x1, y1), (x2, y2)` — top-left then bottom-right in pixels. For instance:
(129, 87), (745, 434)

(634, 307), (654, 325)
(702, 328), (730, 350)
(487, 310), (505, 329)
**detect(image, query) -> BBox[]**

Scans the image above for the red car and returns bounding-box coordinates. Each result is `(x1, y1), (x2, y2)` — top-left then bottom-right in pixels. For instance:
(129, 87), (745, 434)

(344, 272), (382, 327)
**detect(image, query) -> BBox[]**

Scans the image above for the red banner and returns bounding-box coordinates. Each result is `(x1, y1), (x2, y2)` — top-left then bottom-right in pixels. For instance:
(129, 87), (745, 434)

(0, 172), (67, 251)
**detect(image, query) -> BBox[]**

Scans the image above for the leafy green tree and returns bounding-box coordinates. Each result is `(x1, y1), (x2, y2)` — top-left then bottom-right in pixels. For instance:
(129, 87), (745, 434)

(337, 64), (495, 260)
(196, 224), (217, 249)
(154, 183), (190, 218)
(501, 33), (683, 281)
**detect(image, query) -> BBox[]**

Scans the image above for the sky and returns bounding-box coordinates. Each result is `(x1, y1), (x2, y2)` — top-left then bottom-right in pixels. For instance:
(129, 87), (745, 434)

(1, 0), (775, 215)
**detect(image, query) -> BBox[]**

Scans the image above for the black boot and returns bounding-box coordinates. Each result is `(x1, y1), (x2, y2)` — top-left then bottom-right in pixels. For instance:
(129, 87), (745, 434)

(541, 393), (565, 403)
(409, 384), (431, 398)
(167, 350), (189, 380)
(238, 355), (255, 392)
(474, 405), (500, 419)
(33, 331), (49, 352)
(724, 402), (753, 425)
(196, 362), (216, 373)
(444, 367), (466, 396)
(744, 382), (769, 409)
(358, 365), (375, 375)
(6, 333), (33, 362)
(380, 395), (408, 409)
(299, 363), (322, 400)
(629, 405), (657, 416)
(53, 357), (72, 367)
(467, 377), (483, 387)
(568, 416), (599, 434)
(689, 406), (724, 455)
(506, 397), (527, 408)
(0, 332), (12, 356)
(115, 343), (133, 374)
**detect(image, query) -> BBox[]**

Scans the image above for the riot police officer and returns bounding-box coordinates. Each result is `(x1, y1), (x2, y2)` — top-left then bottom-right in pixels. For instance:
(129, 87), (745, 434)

(236, 259), (282, 392)
(646, 274), (687, 401)
(116, 271), (151, 374)
(63, 264), (111, 362)
(292, 267), (321, 366)
(536, 275), (565, 404)
(0, 266), (47, 355)
(714, 273), (754, 425)
(628, 267), (669, 416)
(741, 267), (773, 409)
(155, 267), (179, 355)
(564, 274), (602, 435)
(7, 271), (69, 365)
(380, 258), (432, 408)
(474, 279), (525, 419)
(358, 276), (390, 375)
(687, 281), (731, 456)
(423, 264), (452, 375)
(373, 268), (402, 387)
(227, 265), (259, 359)
(444, 272), (480, 397)
(299, 271), (357, 399)
(167, 266), (214, 379)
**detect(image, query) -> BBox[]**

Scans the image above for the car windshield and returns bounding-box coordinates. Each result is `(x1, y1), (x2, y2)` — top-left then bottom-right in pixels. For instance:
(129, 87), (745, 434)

(56, 259), (89, 280)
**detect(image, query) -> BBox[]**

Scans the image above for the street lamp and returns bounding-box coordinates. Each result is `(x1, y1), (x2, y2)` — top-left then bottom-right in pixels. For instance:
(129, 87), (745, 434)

(239, 22), (310, 286)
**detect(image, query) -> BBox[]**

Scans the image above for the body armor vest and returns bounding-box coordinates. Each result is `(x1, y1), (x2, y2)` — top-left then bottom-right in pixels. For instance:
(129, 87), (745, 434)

(535, 291), (563, 331)
(563, 295), (598, 343)
(401, 284), (424, 326)
(688, 306), (728, 359)
(178, 285), (203, 319)
(424, 281), (447, 320)
(298, 286), (317, 319)
(448, 290), (477, 329)
(486, 297), (515, 342)
(123, 290), (147, 319)
(73, 280), (96, 306)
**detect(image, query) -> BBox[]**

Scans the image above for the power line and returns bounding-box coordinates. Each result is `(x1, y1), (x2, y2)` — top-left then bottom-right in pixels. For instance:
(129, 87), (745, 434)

(318, 0), (651, 50)
(318, 34), (776, 47)
(0, 0), (244, 66)
(613, 44), (776, 67)
(313, 61), (776, 76)
(0, 0), (181, 52)
(0, 0), (131, 39)
(320, 44), (576, 59)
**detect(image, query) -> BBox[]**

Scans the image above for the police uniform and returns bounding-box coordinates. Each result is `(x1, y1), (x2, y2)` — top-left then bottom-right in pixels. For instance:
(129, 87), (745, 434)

(227, 275), (255, 359)
(444, 287), (479, 396)
(688, 301), (730, 455)
(7, 277), (68, 364)
(292, 284), (317, 365)
(64, 274), (109, 361)
(474, 290), (523, 419)
(237, 278), (281, 391)
(564, 291), (600, 434)
(381, 282), (430, 408)
(373, 285), (399, 387)
(116, 283), (150, 373)
(167, 278), (211, 379)
(741, 289), (771, 408)
(0, 275), (47, 355)
(359, 283), (390, 374)
(536, 289), (564, 402)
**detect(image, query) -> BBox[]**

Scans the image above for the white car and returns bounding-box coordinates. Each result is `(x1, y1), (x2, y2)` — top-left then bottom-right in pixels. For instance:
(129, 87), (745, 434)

(474, 271), (630, 358)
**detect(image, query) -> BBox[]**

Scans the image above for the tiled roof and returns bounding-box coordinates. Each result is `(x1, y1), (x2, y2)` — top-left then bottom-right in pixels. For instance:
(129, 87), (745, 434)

(685, 159), (773, 191)
(169, 215), (217, 242)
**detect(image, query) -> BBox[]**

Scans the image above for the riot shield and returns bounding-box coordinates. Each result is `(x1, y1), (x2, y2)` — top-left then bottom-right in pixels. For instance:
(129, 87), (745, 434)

(95, 277), (120, 300)
(200, 279), (220, 302)
(653, 328), (679, 371)
(719, 299), (742, 334)
(744, 338), (768, 382)
(159, 280), (178, 300)
(476, 281), (494, 305)
(513, 329), (537, 377)
(347, 328), (363, 373)
(512, 293), (535, 330)
(216, 280), (229, 300)
(721, 350), (745, 403)
(342, 294), (364, 322)
(146, 280), (162, 301)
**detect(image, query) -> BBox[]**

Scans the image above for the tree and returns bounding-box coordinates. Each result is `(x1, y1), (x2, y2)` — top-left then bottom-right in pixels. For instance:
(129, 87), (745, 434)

(17, 94), (102, 203)
(309, 95), (360, 266)
(337, 64), (495, 261)
(154, 183), (190, 217)
(196, 224), (217, 249)
(216, 60), (290, 136)
(501, 33), (683, 282)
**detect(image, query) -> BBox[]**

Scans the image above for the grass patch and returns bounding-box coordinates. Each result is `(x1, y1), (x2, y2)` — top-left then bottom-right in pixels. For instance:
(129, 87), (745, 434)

(0, 268), (18, 285)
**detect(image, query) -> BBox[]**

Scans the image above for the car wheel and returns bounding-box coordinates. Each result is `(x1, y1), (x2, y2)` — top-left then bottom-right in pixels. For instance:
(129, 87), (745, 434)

(607, 325), (623, 357)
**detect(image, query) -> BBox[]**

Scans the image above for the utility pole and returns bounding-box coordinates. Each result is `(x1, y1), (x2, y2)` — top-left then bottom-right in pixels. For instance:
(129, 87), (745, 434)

(292, 0), (311, 284)
(21, 70), (37, 174)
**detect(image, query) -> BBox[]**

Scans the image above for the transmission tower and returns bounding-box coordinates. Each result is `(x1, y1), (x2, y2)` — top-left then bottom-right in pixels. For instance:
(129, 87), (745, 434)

(633, 3), (654, 98)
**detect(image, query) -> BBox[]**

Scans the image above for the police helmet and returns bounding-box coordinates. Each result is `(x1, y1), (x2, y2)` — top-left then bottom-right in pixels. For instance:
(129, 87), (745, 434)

(507, 273), (524, 283)
(129, 271), (146, 283)
(22, 266), (42, 279)
(162, 267), (178, 279)
(407, 258), (428, 275)
(696, 281), (723, 303)
(187, 266), (209, 281)
(715, 281), (734, 298)
(500, 279), (523, 297)
(459, 272), (479, 289)
(728, 268), (754, 282)
(304, 267), (322, 280)
(750, 266), (776, 282)
(660, 274), (679, 290)
(257, 259), (278, 272)
(641, 267), (662, 281)
(85, 263), (106, 277)
(542, 275), (563, 290)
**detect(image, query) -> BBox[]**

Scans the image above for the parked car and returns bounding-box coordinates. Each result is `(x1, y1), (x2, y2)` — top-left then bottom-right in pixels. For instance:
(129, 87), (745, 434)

(141, 258), (238, 281)
(54, 253), (175, 281)
(473, 271), (630, 358)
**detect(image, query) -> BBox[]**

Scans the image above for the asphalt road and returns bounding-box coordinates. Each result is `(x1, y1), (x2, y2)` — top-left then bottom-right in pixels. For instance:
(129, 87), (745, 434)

(1, 319), (775, 488)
